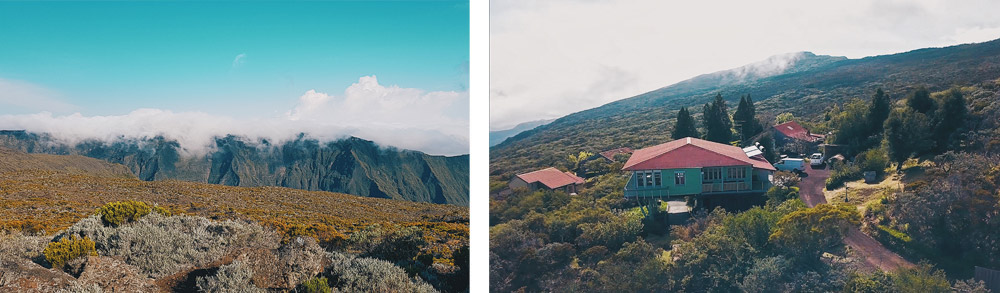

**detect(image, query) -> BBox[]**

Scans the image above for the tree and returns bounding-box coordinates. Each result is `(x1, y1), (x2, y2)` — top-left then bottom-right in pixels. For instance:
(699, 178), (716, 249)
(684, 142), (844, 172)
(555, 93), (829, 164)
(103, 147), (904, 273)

(906, 87), (935, 114)
(931, 88), (967, 151)
(775, 113), (796, 125)
(867, 88), (891, 136)
(672, 107), (699, 139)
(702, 94), (733, 143)
(769, 204), (860, 262)
(756, 132), (778, 164)
(734, 95), (763, 143)
(884, 108), (933, 168)
(567, 151), (594, 175)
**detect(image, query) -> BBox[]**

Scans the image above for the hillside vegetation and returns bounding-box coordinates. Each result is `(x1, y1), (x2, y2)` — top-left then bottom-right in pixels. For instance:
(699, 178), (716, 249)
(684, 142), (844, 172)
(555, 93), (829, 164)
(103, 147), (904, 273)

(489, 39), (1000, 292)
(0, 149), (468, 292)
(0, 133), (470, 206)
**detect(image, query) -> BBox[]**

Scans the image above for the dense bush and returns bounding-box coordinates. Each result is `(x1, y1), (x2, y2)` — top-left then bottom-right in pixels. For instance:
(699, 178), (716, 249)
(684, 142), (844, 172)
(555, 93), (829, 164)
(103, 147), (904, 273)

(856, 147), (890, 176)
(299, 276), (333, 293)
(43, 235), (96, 269)
(825, 161), (862, 189)
(58, 213), (280, 278)
(325, 252), (437, 293)
(195, 261), (265, 293)
(95, 200), (169, 226)
(765, 186), (799, 205)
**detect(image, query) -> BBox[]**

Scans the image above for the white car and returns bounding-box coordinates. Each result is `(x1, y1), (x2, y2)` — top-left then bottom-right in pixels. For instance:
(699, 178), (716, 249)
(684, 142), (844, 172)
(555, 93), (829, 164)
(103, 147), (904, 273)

(774, 158), (806, 173)
(809, 153), (825, 166)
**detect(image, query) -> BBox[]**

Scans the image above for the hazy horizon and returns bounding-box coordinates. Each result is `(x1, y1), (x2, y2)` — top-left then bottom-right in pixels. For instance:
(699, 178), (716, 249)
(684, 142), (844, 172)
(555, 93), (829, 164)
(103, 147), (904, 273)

(489, 0), (1000, 130)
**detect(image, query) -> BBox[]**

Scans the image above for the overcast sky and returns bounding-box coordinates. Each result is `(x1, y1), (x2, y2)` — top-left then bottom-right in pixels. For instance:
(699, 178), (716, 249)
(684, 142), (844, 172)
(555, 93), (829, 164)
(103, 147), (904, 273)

(490, 0), (1000, 130)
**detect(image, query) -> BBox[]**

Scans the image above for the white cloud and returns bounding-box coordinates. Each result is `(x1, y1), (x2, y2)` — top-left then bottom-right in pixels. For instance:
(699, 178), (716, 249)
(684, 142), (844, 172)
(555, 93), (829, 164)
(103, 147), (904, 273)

(489, 0), (1000, 130)
(0, 78), (75, 113)
(0, 76), (469, 156)
(232, 53), (246, 68)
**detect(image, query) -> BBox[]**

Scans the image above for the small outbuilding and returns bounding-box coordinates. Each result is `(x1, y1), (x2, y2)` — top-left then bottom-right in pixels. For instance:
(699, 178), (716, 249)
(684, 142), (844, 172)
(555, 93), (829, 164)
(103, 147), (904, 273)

(773, 121), (824, 144)
(597, 147), (633, 162)
(509, 167), (586, 194)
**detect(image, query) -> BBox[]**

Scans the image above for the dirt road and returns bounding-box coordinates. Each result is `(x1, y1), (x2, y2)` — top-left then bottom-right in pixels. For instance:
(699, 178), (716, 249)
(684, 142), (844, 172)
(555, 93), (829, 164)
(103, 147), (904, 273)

(798, 164), (914, 272)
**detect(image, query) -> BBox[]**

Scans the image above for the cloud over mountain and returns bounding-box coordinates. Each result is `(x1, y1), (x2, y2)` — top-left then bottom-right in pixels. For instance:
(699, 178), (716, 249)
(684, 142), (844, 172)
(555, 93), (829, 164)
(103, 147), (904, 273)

(0, 76), (469, 156)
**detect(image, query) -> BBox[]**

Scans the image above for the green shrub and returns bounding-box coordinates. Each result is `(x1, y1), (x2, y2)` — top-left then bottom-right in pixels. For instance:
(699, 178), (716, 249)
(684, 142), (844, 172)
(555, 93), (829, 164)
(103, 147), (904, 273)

(96, 200), (169, 226)
(299, 276), (333, 293)
(856, 148), (889, 175)
(825, 161), (862, 190)
(43, 235), (96, 269)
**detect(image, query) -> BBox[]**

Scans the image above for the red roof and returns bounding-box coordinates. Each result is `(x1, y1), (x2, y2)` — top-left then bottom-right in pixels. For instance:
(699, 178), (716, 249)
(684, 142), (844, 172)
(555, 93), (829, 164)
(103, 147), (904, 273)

(622, 137), (776, 171)
(599, 147), (633, 161)
(773, 121), (820, 142)
(515, 167), (585, 189)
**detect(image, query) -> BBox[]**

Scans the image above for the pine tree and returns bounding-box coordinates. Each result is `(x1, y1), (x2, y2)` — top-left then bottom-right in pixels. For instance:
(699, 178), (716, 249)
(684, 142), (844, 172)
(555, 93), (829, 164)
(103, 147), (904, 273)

(906, 87), (935, 114)
(672, 107), (699, 139)
(867, 88), (891, 135)
(741, 95), (763, 142)
(702, 94), (733, 143)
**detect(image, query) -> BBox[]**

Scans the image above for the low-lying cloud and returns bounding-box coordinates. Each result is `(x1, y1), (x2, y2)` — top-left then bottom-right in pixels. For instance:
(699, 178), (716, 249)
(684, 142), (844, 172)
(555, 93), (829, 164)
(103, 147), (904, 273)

(0, 76), (469, 156)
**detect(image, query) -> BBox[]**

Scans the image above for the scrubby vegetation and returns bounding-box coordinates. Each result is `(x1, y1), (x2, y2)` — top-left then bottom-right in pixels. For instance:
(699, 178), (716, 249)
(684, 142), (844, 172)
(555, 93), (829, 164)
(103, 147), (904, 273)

(1, 201), (464, 292)
(492, 41), (1000, 290)
(42, 235), (96, 270)
(0, 150), (468, 292)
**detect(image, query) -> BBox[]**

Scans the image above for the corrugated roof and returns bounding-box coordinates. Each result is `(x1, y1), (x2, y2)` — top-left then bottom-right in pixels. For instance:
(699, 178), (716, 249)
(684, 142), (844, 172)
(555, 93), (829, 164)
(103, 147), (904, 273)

(773, 121), (820, 142)
(515, 167), (585, 189)
(599, 147), (633, 161)
(623, 137), (776, 171)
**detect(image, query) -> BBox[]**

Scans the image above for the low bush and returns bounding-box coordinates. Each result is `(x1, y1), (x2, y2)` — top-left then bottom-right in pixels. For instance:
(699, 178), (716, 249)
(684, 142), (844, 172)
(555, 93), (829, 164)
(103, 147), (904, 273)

(299, 276), (333, 293)
(96, 200), (169, 226)
(58, 213), (280, 278)
(826, 161), (862, 190)
(325, 252), (437, 293)
(43, 235), (96, 269)
(196, 261), (265, 293)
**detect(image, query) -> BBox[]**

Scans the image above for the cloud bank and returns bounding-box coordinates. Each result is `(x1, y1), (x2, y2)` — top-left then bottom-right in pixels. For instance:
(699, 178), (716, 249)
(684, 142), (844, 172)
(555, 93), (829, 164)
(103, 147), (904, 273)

(490, 0), (1000, 130)
(0, 76), (469, 156)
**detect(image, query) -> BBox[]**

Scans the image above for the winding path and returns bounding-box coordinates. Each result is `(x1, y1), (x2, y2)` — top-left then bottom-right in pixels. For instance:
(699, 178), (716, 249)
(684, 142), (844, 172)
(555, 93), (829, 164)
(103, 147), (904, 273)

(798, 164), (914, 272)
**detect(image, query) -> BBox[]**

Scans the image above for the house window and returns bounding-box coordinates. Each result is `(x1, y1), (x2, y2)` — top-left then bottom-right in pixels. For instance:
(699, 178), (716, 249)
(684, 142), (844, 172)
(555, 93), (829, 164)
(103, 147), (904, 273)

(645, 171), (654, 186)
(675, 172), (685, 185)
(654, 172), (661, 186)
(636, 171), (662, 187)
(637, 172), (645, 187)
(704, 167), (722, 181)
(728, 167), (747, 179)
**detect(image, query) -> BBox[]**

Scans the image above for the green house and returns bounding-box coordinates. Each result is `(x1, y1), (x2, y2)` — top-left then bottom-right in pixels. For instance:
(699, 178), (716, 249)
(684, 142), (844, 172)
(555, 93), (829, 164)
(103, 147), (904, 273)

(622, 137), (775, 198)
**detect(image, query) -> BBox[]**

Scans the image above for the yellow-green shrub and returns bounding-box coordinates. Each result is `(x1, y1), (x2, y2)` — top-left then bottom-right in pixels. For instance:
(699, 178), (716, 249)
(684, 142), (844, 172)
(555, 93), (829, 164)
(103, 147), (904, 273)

(96, 200), (169, 226)
(43, 235), (96, 269)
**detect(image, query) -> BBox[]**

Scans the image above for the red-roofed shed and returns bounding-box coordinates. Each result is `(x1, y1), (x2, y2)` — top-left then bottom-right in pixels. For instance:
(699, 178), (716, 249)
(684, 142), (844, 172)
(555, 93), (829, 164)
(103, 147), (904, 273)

(773, 121), (821, 143)
(510, 167), (585, 194)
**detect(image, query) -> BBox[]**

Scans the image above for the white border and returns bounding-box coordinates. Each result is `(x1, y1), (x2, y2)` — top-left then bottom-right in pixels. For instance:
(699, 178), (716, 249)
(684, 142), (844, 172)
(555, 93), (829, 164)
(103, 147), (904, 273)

(469, 0), (489, 291)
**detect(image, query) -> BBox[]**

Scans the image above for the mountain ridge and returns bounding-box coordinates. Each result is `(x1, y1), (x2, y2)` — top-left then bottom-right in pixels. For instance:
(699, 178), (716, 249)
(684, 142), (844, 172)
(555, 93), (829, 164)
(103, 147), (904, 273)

(0, 131), (470, 206)
(491, 38), (1000, 176)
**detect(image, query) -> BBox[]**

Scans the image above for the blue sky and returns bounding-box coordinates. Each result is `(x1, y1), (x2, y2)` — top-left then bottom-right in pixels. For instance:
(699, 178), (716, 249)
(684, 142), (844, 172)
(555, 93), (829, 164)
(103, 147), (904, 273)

(0, 1), (469, 155)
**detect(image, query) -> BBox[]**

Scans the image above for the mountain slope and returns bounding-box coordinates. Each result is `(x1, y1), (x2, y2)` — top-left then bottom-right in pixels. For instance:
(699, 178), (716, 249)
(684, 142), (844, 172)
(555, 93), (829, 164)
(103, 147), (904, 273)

(490, 119), (554, 147)
(0, 131), (470, 206)
(490, 38), (1000, 176)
